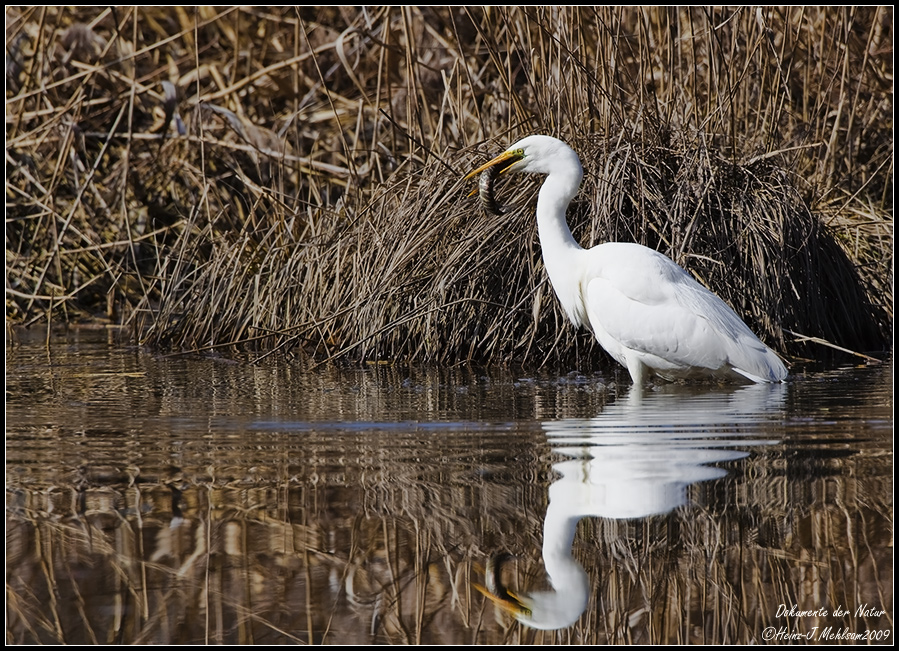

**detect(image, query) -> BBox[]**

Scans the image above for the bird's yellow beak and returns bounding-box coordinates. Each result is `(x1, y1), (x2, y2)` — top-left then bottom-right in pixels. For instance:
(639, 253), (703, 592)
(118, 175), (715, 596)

(464, 148), (523, 180)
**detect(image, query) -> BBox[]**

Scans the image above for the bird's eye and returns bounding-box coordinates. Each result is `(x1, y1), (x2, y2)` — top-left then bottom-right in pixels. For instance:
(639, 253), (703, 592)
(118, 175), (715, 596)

(515, 148), (525, 157)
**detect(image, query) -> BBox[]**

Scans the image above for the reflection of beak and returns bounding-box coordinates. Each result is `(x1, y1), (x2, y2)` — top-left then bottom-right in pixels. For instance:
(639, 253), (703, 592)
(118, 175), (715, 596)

(474, 552), (533, 619)
(475, 582), (532, 619)
(464, 149), (523, 180)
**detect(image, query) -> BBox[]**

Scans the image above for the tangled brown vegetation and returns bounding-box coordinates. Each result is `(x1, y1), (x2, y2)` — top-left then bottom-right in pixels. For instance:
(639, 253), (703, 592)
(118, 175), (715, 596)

(5, 7), (893, 370)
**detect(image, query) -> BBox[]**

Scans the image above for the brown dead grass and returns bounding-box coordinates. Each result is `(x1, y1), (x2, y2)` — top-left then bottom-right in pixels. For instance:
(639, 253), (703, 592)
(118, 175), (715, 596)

(5, 7), (893, 368)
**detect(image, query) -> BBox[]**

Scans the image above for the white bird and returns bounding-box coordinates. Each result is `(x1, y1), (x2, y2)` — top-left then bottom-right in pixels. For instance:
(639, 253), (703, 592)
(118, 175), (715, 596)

(466, 135), (788, 385)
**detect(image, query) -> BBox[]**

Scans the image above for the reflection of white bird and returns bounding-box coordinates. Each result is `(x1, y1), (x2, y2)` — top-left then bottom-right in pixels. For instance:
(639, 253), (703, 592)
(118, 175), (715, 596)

(466, 135), (788, 386)
(478, 382), (785, 630)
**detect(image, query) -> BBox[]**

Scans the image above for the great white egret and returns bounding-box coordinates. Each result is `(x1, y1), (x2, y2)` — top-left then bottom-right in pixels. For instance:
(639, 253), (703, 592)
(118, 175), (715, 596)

(466, 135), (788, 385)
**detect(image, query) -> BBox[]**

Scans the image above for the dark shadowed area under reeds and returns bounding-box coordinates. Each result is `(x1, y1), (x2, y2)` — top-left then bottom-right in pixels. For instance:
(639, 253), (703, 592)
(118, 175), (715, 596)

(6, 7), (893, 369)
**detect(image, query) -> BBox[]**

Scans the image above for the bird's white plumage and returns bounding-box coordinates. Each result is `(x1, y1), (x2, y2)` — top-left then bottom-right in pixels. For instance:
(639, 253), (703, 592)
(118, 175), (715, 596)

(467, 135), (787, 385)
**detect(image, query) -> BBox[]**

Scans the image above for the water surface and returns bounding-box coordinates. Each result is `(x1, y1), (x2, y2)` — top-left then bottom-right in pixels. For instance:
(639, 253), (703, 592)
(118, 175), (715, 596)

(6, 329), (893, 644)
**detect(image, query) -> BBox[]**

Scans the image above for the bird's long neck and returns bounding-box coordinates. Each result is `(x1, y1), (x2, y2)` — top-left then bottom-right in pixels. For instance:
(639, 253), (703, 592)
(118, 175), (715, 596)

(535, 172), (583, 256)
(535, 167), (588, 327)
(542, 509), (586, 587)
(526, 504), (589, 629)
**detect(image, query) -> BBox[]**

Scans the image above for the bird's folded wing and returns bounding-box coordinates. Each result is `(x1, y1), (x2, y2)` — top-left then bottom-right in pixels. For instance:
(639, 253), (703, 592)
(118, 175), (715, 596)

(583, 248), (772, 375)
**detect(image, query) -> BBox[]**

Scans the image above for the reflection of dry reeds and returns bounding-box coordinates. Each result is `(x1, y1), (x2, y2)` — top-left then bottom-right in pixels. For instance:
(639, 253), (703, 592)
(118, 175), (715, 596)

(6, 351), (893, 644)
(5, 439), (892, 644)
(6, 7), (893, 367)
